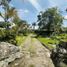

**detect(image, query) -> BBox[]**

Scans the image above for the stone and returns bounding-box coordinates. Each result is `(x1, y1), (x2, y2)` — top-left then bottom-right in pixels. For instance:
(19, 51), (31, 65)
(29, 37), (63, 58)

(0, 42), (23, 67)
(51, 42), (67, 67)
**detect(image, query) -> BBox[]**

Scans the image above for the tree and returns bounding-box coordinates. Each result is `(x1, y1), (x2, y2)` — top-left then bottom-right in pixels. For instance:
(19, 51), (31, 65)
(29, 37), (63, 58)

(0, 0), (17, 28)
(37, 7), (63, 35)
(0, 0), (11, 21)
(6, 7), (16, 18)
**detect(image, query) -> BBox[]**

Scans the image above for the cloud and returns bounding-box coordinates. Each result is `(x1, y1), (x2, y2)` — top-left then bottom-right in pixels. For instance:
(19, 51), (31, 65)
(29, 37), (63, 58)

(24, 9), (29, 13)
(47, 0), (67, 8)
(64, 15), (67, 20)
(17, 9), (29, 19)
(18, 9), (29, 14)
(28, 0), (42, 11)
(47, 0), (58, 7)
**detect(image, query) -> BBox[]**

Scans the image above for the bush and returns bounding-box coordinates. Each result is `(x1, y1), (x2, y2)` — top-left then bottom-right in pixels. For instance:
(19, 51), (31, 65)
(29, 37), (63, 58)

(0, 27), (17, 44)
(0, 29), (6, 41)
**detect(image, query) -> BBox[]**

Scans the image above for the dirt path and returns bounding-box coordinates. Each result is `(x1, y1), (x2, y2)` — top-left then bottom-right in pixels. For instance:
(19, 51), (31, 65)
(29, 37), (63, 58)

(8, 35), (54, 67)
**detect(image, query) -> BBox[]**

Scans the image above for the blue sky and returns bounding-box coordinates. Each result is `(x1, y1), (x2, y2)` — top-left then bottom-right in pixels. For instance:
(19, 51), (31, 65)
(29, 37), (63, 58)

(0, 0), (67, 27)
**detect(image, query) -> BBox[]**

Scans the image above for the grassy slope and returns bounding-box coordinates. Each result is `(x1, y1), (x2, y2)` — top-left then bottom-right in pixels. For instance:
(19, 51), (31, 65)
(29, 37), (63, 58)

(38, 34), (67, 50)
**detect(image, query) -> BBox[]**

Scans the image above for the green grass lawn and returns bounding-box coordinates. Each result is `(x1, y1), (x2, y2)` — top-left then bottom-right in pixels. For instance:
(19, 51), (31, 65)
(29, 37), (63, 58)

(38, 34), (67, 50)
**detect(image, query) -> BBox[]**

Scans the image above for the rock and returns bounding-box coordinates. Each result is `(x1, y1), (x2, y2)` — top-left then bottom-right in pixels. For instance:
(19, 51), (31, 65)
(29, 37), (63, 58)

(0, 42), (23, 67)
(0, 61), (8, 67)
(51, 42), (67, 67)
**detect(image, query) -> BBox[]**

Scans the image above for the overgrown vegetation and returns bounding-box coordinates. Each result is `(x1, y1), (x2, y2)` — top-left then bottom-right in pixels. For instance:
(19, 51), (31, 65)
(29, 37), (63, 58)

(35, 7), (67, 51)
(15, 35), (26, 46)
(38, 34), (67, 50)
(37, 7), (63, 36)
(0, 0), (30, 46)
(0, 0), (67, 67)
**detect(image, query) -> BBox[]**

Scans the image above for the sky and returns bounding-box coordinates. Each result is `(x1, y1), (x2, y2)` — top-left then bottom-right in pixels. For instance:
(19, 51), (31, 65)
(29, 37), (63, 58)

(0, 0), (67, 27)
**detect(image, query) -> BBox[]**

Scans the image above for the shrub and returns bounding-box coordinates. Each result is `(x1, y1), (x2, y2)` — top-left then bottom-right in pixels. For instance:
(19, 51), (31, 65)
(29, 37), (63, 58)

(0, 29), (6, 41)
(0, 27), (17, 44)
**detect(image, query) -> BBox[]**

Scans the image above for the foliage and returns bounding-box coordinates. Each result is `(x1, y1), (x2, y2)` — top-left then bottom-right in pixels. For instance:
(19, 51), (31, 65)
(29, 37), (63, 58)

(15, 35), (26, 46)
(0, 0), (18, 29)
(0, 22), (11, 28)
(38, 34), (67, 50)
(54, 33), (66, 42)
(0, 27), (26, 45)
(0, 29), (6, 40)
(38, 37), (59, 50)
(0, 27), (15, 43)
(0, 0), (11, 21)
(37, 7), (63, 35)
(14, 20), (29, 35)
(62, 27), (67, 33)
(0, 0), (29, 46)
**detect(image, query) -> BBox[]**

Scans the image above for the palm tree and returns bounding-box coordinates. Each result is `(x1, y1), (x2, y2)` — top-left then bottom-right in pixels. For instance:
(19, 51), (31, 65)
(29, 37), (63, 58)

(0, 0), (18, 28)
(6, 7), (16, 18)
